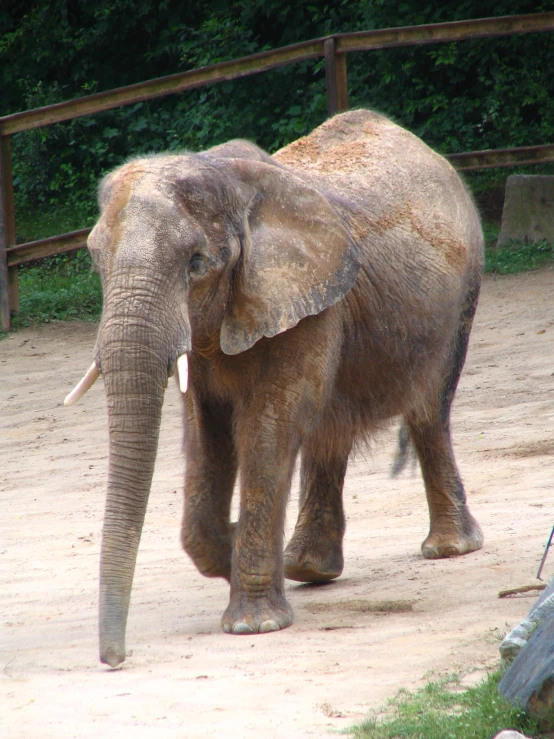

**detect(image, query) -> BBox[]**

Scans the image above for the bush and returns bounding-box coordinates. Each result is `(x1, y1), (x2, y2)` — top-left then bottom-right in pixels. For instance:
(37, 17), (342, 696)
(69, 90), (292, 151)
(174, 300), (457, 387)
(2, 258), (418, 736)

(2, 0), (554, 231)
(12, 251), (102, 327)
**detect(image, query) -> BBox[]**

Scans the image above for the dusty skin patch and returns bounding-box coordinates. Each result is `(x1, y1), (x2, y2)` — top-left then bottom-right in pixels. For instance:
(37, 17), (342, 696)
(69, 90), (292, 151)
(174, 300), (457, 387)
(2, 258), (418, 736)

(2, 267), (554, 737)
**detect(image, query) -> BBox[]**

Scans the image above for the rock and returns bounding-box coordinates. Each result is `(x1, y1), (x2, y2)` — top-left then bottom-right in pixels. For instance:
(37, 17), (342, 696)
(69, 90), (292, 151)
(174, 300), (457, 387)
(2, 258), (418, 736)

(491, 732), (532, 739)
(529, 573), (554, 616)
(497, 175), (554, 246)
(498, 602), (554, 715)
(499, 576), (554, 662)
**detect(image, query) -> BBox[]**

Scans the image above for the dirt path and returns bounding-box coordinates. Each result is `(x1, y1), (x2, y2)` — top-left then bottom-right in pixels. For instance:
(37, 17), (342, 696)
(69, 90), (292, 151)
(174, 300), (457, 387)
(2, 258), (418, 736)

(2, 267), (554, 738)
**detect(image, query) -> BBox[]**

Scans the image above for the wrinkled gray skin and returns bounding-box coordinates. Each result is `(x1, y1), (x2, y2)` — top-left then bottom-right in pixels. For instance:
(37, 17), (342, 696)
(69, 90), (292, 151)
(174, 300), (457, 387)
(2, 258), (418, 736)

(81, 110), (484, 667)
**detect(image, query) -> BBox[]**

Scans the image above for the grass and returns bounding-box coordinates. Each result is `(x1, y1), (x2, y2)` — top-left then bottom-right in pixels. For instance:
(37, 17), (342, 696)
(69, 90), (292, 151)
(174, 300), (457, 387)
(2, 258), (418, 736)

(15, 200), (97, 244)
(11, 250), (102, 328)
(481, 222), (554, 275)
(346, 671), (549, 739)
(8, 204), (102, 330)
(485, 239), (554, 275)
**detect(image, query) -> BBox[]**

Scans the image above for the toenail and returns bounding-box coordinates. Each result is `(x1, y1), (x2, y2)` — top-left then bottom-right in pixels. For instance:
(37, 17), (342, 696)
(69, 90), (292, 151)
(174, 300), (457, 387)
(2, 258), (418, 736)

(259, 619), (280, 633)
(233, 622), (254, 634)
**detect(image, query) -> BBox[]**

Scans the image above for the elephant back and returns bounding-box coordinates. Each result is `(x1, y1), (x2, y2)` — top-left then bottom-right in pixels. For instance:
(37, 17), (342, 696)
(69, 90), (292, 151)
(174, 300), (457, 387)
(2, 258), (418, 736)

(274, 109), (482, 277)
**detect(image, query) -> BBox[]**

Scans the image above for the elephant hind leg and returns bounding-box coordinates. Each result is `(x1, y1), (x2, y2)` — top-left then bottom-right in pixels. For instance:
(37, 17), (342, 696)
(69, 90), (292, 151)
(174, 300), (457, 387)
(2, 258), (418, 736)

(408, 274), (483, 559)
(284, 436), (351, 583)
(407, 416), (483, 559)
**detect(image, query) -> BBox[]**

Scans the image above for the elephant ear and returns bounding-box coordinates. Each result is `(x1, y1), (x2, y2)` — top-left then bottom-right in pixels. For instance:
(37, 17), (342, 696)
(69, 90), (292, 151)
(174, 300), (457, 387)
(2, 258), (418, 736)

(220, 160), (360, 355)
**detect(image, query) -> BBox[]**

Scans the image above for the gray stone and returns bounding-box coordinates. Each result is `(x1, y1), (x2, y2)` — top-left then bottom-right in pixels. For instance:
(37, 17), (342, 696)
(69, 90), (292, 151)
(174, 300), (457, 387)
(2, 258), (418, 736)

(498, 606), (554, 715)
(491, 732), (532, 739)
(499, 591), (554, 663)
(499, 575), (554, 663)
(529, 573), (554, 616)
(497, 175), (554, 246)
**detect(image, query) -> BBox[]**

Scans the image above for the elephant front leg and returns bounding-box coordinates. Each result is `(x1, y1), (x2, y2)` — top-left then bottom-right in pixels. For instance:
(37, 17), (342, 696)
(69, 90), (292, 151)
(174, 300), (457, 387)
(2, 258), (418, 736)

(284, 445), (350, 583)
(221, 428), (296, 635)
(407, 417), (483, 559)
(181, 396), (237, 581)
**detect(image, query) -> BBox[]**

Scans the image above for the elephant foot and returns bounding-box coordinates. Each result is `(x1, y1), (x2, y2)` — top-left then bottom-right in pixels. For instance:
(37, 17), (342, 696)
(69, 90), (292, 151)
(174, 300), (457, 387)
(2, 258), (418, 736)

(221, 591), (293, 635)
(181, 523), (235, 581)
(422, 508), (484, 559)
(284, 537), (343, 583)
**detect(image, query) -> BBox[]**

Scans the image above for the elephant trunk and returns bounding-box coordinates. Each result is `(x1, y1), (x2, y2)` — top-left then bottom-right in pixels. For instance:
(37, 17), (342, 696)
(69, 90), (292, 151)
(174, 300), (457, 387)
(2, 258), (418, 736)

(97, 288), (180, 667)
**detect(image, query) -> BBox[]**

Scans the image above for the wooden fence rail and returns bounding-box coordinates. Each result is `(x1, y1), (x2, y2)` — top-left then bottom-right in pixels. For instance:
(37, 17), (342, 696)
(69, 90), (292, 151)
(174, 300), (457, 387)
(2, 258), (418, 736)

(2, 11), (554, 330)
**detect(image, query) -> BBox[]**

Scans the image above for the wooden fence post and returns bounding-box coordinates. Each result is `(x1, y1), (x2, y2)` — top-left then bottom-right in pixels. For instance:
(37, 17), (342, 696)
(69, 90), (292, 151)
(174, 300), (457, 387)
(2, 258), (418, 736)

(324, 38), (349, 116)
(0, 135), (16, 332)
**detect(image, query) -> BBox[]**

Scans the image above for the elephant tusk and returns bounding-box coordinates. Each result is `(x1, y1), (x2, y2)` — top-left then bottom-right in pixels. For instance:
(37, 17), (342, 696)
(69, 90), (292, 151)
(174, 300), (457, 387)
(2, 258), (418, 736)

(64, 362), (101, 407)
(177, 354), (188, 393)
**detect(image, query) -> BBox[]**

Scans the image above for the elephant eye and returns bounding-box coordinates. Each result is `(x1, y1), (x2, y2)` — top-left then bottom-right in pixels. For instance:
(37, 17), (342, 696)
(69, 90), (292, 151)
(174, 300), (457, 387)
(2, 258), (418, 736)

(187, 253), (204, 276)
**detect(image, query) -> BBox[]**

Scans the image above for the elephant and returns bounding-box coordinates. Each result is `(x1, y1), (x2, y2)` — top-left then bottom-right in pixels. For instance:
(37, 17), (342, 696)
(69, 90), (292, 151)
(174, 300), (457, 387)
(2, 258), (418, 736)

(65, 108), (484, 667)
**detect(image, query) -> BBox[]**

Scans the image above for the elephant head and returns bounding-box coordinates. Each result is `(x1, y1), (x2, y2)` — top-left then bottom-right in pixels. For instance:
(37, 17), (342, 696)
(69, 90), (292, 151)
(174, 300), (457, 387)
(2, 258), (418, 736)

(65, 145), (359, 666)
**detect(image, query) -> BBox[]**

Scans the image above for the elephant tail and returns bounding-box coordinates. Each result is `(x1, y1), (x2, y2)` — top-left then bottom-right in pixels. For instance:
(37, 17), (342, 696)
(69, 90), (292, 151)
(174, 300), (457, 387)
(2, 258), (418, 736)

(390, 424), (418, 477)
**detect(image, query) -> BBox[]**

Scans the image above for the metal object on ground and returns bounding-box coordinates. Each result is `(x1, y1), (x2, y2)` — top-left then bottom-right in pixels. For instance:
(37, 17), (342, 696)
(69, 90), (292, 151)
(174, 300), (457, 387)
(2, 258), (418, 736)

(537, 525), (554, 580)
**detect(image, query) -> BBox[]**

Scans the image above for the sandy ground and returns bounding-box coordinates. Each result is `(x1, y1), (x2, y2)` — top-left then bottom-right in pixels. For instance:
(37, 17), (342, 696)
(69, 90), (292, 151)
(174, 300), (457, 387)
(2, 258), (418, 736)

(1, 267), (554, 738)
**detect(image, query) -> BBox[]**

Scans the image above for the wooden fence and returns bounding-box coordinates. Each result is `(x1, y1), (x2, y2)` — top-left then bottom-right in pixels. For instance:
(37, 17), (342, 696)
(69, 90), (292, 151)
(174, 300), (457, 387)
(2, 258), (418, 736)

(2, 11), (554, 331)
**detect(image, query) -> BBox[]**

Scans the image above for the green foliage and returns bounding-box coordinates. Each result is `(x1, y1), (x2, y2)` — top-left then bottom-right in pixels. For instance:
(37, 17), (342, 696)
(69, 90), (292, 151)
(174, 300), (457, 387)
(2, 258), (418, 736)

(12, 251), (102, 327)
(4, 1), (554, 328)
(485, 239), (554, 275)
(347, 671), (545, 739)
(3, 0), (554, 230)
(16, 202), (98, 243)
(482, 220), (500, 249)
(344, 2), (554, 160)
(482, 221), (554, 275)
